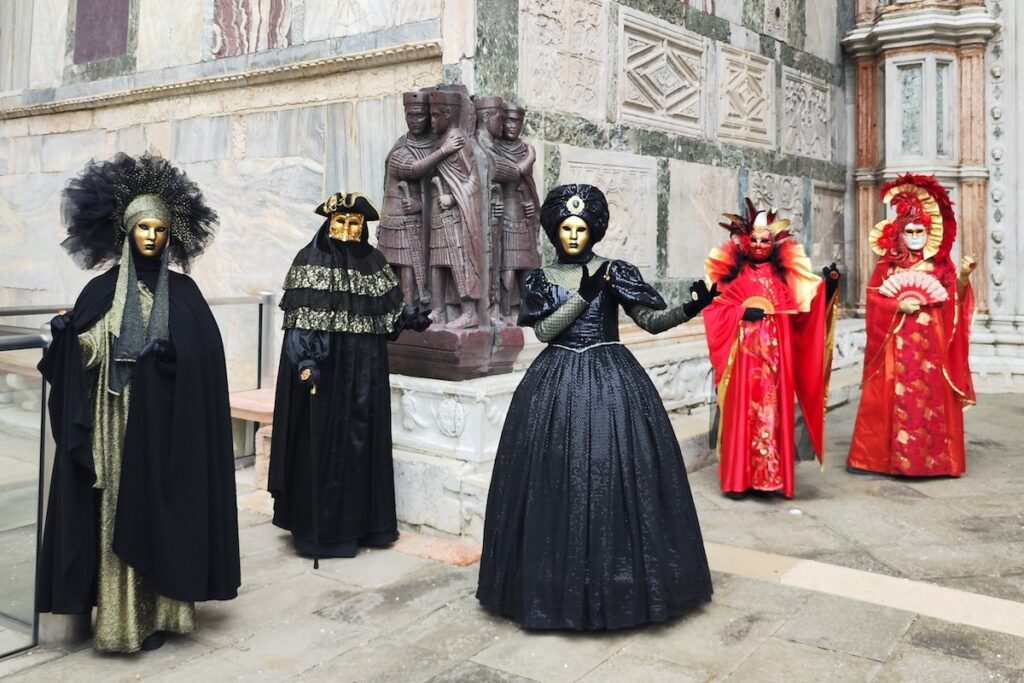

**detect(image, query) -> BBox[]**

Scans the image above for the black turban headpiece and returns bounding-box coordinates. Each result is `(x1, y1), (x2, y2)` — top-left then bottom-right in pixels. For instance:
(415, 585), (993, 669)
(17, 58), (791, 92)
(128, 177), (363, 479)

(539, 184), (610, 256)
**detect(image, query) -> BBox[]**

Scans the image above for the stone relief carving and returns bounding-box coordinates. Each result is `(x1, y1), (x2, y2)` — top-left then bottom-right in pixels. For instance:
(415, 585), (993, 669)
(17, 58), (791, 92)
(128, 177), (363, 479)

(436, 397), (468, 437)
(810, 186), (846, 267)
(400, 390), (432, 431)
(749, 171), (805, 236)
(782, 68), (832, 161)
(717, 46), (775, 148)
(763, 0), (790, 42)
(562, 148), (658, 275)
(519, 0), (606, 119)
(619, 9), (707, 136)
(986, 0), (1008, 312)
(646, 358), (714, 408)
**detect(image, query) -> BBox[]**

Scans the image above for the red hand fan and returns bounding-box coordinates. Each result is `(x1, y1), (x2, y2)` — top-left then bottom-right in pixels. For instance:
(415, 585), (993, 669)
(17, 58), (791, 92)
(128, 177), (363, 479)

(878, 270), (948, 305)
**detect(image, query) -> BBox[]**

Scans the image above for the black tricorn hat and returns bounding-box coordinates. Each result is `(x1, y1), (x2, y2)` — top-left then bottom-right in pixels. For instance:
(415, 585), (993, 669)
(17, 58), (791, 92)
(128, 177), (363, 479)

(315, 192), (380, 220)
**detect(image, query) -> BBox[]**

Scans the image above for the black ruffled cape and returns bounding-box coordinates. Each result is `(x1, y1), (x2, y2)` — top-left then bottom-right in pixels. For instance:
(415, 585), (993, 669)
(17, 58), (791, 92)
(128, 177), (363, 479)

(37, 266), (241, 613)
(269, 226), (411, 556)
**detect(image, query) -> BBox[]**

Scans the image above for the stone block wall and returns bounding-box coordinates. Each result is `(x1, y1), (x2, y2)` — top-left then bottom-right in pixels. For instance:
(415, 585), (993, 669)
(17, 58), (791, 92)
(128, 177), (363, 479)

(460, 0), (855, 302)
(0, 0), (450, 382)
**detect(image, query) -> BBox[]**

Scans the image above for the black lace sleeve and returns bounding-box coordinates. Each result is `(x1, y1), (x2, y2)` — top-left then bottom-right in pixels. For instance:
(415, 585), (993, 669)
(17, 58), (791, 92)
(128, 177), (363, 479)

(607, 260), (666, 310)
(517, 269), (563, 327)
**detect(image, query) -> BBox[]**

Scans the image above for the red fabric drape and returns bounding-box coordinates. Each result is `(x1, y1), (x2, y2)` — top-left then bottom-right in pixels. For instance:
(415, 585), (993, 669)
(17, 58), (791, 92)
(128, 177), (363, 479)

(704, 266), (834, 498)
(848, 261), (975, 476)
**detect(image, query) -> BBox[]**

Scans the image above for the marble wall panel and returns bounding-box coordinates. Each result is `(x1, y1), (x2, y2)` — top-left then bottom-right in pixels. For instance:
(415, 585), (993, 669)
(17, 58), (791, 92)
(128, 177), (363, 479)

(804, 0), (838, 63)
(170, 116), (233, 163)
(212, 0), (292, 59)
(243, 106), (326, 161)
(618, 8), (708, 136)
(302, 0), (441, 43)
(667, 160), (738, 278)
(518, 0), (607, 121)
(9, 137), (42, 175)
(29, 0), (69, 89)
(559, 145), (658, 276)
(0, 172), (92, 299)
(0, 0), (32, 91)
(73, 0), (130, 64)
(682, 0), (744, 25)
(748, 170), (805, 236)
(782, 68), (833, 161)
(810, 185), (846, 267)
(137, 0), (203, 71)
(717, 45), (775, 148)
(178, 158), (325, 301)
(39, 130), (111, 173)
(114, 125), (148, 155)
(323, 96), (404, 211)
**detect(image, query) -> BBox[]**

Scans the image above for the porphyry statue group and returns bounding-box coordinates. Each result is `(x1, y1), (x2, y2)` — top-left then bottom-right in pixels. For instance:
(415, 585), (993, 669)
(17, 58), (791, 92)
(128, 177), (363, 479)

(35, 100), (974, 650)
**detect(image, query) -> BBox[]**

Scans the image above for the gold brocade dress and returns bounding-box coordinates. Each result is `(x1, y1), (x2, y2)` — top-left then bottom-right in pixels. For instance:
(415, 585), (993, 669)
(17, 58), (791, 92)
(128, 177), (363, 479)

(79, 283), (196, 652)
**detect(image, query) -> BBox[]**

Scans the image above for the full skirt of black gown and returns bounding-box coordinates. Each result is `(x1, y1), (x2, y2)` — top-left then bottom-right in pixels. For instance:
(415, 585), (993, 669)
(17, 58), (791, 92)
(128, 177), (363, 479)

(476, 343), (713, 629)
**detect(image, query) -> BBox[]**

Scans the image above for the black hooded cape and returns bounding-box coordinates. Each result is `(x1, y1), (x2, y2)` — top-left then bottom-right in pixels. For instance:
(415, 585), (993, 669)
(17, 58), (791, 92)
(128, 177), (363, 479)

(36, 266), (241, 613)
(269, 224), (407, 553)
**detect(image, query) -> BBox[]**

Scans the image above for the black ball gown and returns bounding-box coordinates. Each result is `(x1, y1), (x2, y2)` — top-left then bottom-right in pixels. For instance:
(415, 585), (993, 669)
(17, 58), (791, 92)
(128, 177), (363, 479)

(477, 258), (713, 629)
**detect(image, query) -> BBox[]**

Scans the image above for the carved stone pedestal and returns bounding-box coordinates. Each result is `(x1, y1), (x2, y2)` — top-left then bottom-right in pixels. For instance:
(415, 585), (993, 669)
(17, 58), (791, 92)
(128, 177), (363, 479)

(387, 326), (525, 381)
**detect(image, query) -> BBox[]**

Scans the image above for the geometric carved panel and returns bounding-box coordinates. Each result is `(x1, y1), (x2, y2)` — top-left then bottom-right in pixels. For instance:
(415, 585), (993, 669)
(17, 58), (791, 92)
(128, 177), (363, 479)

(619, 8), (707, 135)
(560, 146), (658, 276)
(782, 67), (832, 161)
(717, 45), (775, 148)
(519, 0), (607, 120)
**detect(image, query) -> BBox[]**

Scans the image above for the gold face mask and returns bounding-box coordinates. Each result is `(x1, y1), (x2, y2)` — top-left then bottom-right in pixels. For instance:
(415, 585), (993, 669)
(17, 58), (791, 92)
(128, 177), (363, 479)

(131, 217), (169, 258)
(558, 216), (590, 256)
(329, 213), (365, 242)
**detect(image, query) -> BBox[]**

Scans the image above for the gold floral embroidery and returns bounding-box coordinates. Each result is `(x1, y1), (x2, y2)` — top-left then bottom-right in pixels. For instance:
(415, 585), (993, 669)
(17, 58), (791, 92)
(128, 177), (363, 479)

(283, 265), (398, 297)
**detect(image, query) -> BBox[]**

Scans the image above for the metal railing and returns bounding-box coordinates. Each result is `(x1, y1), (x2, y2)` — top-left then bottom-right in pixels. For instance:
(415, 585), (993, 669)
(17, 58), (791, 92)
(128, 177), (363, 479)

(0, 332), (47, 659)
(0, 291), (276, 389)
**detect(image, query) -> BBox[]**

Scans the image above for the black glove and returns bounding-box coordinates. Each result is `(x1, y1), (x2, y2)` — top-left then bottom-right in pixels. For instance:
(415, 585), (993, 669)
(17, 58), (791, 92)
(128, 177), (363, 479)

(822, 262), (841, 300)
(682, 281), (720, 318)
(298, 360), (320, 388)
(49, 312), (71, 332)
(406, 306), (432, 333)
(578, 261), (611, 302)
(139, 339), (176, 361)
(742, 307), (766, 322)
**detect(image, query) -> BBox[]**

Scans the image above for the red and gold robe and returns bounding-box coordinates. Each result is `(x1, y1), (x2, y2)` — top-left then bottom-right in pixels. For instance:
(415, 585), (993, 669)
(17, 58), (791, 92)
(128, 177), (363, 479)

(847, 259), (975, 476)
(704, 241), (838, 497)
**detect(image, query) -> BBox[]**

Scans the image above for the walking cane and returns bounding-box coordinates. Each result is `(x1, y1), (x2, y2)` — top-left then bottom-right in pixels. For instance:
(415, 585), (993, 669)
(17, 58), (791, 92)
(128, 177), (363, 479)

(300, 368), (320, 570)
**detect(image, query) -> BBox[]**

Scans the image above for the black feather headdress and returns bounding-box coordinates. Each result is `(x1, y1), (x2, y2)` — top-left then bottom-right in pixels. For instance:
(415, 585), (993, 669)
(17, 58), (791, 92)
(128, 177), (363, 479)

(61, 152), (217, 272)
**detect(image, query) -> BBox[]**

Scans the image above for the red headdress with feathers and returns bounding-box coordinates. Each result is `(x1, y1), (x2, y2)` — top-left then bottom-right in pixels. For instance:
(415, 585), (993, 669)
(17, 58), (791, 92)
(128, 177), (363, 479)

(718, 197), (792, 254)
(872, 173), (957, 275)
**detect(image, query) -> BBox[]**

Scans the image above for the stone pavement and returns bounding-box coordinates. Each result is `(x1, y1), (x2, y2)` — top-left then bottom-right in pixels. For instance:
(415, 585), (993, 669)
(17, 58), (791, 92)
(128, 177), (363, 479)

(1, 397), (1023, 682)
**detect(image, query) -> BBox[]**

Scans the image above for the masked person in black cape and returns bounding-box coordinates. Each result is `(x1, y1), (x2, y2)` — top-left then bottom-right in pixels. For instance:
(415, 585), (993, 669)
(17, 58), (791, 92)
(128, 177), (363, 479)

(477, 184), (717, 630)
(36, 152), (240, 653)
(269, 192), (431, 560)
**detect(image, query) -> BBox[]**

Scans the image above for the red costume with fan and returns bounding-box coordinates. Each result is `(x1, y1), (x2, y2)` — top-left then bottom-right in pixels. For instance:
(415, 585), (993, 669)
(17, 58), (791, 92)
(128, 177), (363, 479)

(703, 201), (839, 497)
(847, 174), (975, 477)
